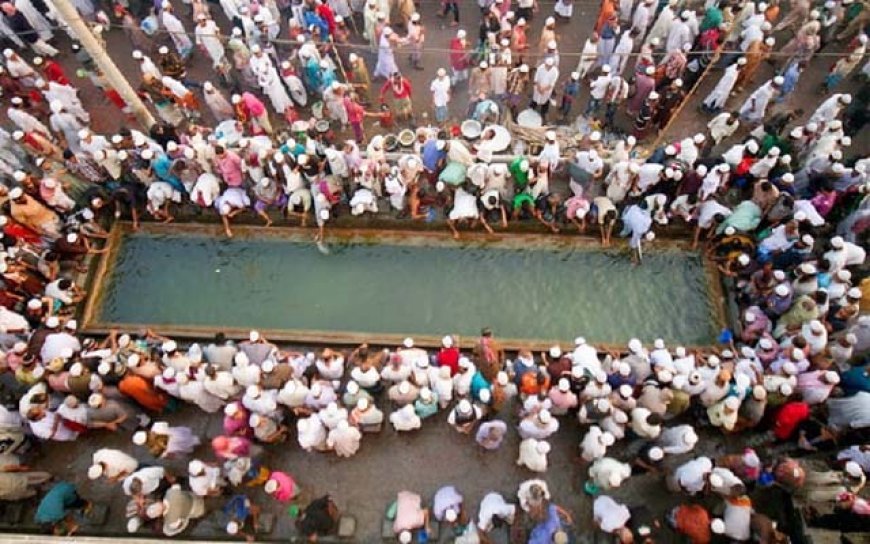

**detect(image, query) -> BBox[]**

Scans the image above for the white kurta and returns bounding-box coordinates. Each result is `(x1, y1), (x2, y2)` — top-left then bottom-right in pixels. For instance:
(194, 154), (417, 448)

(162, 11), (193, 56)
(703, 64), (740, 110)
(195, 21), (226, 68)
(8, 108), (50, 136)
(739, 81), (776, 122)
(252, 57), (293, 114)
(532, 64), (559, 105)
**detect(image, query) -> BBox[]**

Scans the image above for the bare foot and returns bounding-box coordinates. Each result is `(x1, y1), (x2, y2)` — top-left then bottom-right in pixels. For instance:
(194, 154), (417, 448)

(225, 229), (234, 238)
(452, 231), (460, 240)
(264, 219), (273, 227)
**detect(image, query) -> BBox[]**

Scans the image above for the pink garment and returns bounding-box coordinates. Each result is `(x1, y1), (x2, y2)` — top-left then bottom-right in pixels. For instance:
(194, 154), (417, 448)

(810, 192), (836, 217)
(268, 470), (297, 502)
(212, 435), (252, 459)
(242, 92), (266, 117)
(223, 411), (250, 436)
(565, 196), (590, 220)
(215, 151), (244, 187)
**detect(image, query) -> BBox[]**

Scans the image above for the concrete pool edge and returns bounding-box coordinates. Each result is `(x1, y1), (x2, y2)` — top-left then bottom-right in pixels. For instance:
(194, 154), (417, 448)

(79, 222), (730, 352)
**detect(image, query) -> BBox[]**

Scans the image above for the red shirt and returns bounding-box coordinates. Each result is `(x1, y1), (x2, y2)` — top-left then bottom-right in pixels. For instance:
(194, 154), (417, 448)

(43, 61), (69, 86)
(344, 96), (364, 124)
(380, 78), (412, 101)
(437, 347), (460, 376)
(449, 38), (469, 70)
(773, 401), (810, 440)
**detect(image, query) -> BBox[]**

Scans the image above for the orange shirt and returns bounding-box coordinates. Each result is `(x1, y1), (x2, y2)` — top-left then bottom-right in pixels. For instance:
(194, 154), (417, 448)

(674, 504), (712, 544)
(119, 374), (168, 413)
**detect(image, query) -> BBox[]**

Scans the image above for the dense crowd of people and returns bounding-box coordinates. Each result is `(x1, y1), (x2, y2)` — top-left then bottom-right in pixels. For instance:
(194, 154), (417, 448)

(0, 0), (868, 540)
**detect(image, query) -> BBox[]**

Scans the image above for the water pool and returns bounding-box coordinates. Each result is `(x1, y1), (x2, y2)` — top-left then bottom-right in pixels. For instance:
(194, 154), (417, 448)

(86, 225), (723, 346)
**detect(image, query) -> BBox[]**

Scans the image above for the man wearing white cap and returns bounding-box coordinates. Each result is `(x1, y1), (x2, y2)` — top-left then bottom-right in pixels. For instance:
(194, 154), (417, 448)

(430, 68), (452, 123)
(447, 398), (481, 433)
(586, 64), (612, 118)
(519, 407), (559, 440)
(706, 53), (748, 108)
(188, 459), (225, 496)
(808, 93), (851, 129)
(532, 57), (559, 122)
(161, 2), (193, 57)
(89, 448), (138, 482)
(327, 419), (362, 457)
(517, 438), (551, 472)
(739, 76), (782, 124)
(589, 457), (632, 490)
(194, 15), (228, 74)
(47, 100), (86, 154)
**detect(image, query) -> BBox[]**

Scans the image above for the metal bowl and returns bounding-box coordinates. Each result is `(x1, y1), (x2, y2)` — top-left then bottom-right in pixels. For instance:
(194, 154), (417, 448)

(461, 119), (483, 140)
(384, 134), (399, 151)
(398, 129), (415, 147)
(481, 124), (511, 152)
(315, 120), (330, 133)
(517, 108), (543, 128)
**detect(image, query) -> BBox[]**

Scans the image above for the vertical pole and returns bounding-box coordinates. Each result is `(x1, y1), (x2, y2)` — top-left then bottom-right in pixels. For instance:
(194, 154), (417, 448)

(51, 0), (156, 128)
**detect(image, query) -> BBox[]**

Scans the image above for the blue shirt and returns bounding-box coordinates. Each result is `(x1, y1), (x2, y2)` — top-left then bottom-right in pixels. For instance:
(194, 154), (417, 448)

(528, 504), (563, 544)
(421, 140), (445, 172)
(415, 397), (440, 419)
(35, 482), (78, 524)
(223, 494), (251, 521)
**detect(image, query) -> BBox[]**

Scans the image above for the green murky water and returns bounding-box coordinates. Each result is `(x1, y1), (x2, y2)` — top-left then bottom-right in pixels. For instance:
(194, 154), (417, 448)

(97, 233), (719, 344)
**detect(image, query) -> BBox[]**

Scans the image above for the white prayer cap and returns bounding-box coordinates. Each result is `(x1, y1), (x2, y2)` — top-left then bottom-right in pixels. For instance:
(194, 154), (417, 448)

(140, 149), (154, 160)
(399, 531), (413, 544)
(649, 446), (664, 461)
(436, 67), (447, 77)
(823, 371), (840, 384)
(558, 378), (570, 392)
(845, 461), (863, 478)
(231, 94), (242, 104)
(619, 384), (633, 398)
(224, 402), (239, 416)
(759, 338), (774, 350)
(545, 16), (555, 25)
(188, 459), (205, 475)
(848, 287), (862, 299)
(132, 431), (148, 445)
(479, 388), (491, 403)
(249, 413), (261, 427)
(162, 340), (177, 353)
(46, 315), (60, 328)
(738, 253), (750, 266)
(247, 385), (261, 398)
(545, 57), (555, 66)
(653, 338), (665, 350)
(645, 66), (655, 75)
(264, 478), (280, 494)
(398, 381), (411, 395)
(545, 130), (556, 141)
(497, 371), (509, 386)
(158, 45), (169, 54)
(458, 399), (472, 415)
(590, 131), (602, 142)
(841, 94), (852, 104)
(628, 338), (642, 352)
(538, 409), (552, 423)
(549, 345), (562, 358)
(88, 464), (104, 480)
(356, 397), (370, 410)
(457, 29), (466, 39)
(601, 65), (612, 74)
(261, 359), (275, 373)
(8, 186), (23, 200)
(665, 145), (676, 156)
(765, 36), (775, 46)
(127, 517), (142, 533)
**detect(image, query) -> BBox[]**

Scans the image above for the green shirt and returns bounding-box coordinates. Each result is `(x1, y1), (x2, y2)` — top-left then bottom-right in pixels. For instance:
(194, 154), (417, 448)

(509, 156), (529, 188)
